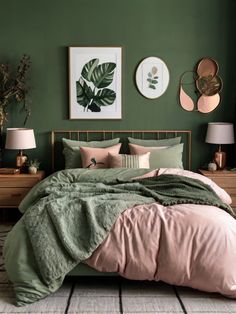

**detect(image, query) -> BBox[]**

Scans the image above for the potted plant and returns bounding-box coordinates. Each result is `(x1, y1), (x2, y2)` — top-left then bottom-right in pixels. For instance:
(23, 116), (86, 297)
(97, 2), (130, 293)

(27, 159), (40, 174)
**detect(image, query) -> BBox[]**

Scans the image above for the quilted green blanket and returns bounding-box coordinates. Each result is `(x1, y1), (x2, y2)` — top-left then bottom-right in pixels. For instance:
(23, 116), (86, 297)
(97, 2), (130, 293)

(3, 168), (233, 306)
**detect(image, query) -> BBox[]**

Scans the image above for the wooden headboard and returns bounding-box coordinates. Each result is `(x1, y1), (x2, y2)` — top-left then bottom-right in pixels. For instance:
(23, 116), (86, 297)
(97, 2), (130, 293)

(51, 130), (192, 172)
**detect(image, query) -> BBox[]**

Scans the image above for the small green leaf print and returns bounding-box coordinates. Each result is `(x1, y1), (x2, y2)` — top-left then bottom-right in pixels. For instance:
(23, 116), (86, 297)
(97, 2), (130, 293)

(149, 84), (156, 90)
(147, 66), (158, 89)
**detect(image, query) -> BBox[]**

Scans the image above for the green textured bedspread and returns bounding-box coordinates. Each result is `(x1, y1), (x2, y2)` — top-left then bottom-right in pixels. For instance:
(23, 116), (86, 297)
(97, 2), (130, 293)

(3, 168), (233, 306)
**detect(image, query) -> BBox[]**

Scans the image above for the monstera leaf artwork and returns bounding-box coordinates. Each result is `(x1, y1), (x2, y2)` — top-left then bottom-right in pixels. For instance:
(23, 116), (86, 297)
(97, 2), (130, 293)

(69, 47), (122, 119)
(76, 58), (116, 112)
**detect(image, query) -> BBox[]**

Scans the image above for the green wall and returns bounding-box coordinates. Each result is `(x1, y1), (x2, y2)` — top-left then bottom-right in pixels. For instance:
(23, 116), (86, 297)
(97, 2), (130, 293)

(0, 0), (235, 173)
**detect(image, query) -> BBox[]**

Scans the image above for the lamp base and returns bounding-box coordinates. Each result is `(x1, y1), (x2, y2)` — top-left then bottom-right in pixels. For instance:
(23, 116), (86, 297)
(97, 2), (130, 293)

(214, 150), (226, 170)
(16, 150), (28, 172)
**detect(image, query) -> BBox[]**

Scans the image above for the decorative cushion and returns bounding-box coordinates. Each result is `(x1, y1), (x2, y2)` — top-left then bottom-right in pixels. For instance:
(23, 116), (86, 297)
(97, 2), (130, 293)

(129, 143), (184, 169)
(129, 144), (166, 154)
(128, 136), (181, 147)
(62, 137), (120, 169)
(80, 144), (122, 169)
(108, 152), (150, 169)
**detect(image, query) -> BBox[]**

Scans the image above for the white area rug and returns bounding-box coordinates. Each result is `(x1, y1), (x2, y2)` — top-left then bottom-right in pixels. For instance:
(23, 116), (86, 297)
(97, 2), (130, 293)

(0, 224), (236, 313)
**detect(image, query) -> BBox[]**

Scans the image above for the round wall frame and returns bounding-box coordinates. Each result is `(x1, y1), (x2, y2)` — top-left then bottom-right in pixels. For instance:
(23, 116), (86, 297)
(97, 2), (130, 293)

(135, 56), (170, 99)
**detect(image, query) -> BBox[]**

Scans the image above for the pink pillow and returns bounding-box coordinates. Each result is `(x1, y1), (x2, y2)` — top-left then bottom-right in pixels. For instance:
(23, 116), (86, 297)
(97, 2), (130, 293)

(129, 143), (167, 154)
(80, 144), (121, 169)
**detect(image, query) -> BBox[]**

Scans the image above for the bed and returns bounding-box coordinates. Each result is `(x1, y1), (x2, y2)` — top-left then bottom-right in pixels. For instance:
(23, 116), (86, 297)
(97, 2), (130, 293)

(3, 129), (236, 306)
(52, 130), (191, 277)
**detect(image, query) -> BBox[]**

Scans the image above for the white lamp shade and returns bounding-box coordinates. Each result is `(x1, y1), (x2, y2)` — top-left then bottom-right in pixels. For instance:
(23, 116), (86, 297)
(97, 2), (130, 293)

(5, 128), (36, 150)
(205, 122), (235, 144)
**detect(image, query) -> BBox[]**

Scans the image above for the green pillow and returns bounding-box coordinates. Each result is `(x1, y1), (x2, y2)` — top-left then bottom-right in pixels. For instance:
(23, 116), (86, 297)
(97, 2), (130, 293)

(149, 143), (184, 169)
(62, 137), (120, 169)
(128, 136), (181, 147)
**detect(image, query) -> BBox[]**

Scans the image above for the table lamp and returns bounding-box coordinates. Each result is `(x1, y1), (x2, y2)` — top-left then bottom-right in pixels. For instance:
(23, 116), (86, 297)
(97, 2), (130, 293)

(205, 122), (235, 169)
(5, 128), (36, 169)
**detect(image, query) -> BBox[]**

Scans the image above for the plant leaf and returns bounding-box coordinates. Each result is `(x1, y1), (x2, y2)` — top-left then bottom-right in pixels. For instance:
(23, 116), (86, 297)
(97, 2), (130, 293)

(88, 102), (101, 112)
(81, 58), (99, 82)
(151, 66), (158, 75)
(147, 78), (153, 83)
(93, 88), (116, 106)
(151, 79), (158, 84)
(148, 72), (152, 78)
(91, 62), (116, 88)
(149, 84), (156, 89)
(76, 77), (93, 107)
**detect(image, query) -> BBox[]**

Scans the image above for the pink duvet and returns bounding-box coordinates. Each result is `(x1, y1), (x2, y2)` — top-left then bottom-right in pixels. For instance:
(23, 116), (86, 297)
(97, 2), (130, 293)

(86, 169), (236, 298)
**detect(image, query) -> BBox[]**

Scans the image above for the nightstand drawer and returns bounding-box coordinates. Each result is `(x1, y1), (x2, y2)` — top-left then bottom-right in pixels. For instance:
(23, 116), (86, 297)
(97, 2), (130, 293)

(0, 176), (40, 188)
(221, 187), (236, 196)
(0, 187), (30, 206)
(209, 177), (236, 189)
(230, 195), (236, 206)
(199, 170), (236, 213)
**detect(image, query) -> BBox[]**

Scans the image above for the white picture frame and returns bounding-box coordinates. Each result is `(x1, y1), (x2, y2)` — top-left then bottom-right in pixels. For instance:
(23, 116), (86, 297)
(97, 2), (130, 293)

(136, 56), (169, 99)
(69, 47), (122, 119)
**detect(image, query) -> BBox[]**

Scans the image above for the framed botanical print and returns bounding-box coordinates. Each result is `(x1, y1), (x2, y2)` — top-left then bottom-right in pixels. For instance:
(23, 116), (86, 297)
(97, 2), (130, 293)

(69, 47), (122, 119)
(135, 56), (169, 99)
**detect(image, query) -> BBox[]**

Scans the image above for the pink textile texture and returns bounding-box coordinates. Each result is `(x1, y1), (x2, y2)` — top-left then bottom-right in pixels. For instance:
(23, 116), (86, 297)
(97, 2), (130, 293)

(86, 169), (236, 298)
(129, 143), (167, 154)
(80, 143), (121, 168)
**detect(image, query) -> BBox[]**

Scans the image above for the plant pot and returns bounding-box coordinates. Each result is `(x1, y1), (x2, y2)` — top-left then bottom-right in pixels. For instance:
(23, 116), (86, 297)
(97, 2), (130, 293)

(28, 166), (38, 174)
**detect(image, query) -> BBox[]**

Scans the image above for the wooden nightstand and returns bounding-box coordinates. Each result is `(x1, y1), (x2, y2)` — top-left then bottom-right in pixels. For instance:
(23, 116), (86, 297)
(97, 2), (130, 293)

(0, 171), (45, 208)
(199, 169), (236, 211)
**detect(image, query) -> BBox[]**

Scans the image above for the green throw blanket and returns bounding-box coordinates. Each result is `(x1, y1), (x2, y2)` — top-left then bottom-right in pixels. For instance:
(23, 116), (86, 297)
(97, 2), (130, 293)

(3, 168), (234, 306)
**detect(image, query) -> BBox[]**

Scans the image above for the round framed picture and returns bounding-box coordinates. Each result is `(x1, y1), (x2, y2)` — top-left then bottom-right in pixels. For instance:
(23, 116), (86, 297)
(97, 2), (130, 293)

(136, 57), (170, 99)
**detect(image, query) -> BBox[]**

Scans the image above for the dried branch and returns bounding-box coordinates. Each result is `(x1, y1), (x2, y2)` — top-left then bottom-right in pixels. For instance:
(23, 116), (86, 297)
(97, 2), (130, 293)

(0, 54), (31, 127)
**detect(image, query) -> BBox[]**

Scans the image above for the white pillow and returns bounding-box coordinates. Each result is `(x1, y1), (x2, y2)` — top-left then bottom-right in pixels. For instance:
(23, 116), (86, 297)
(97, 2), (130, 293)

(108, 152), (150, 169)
